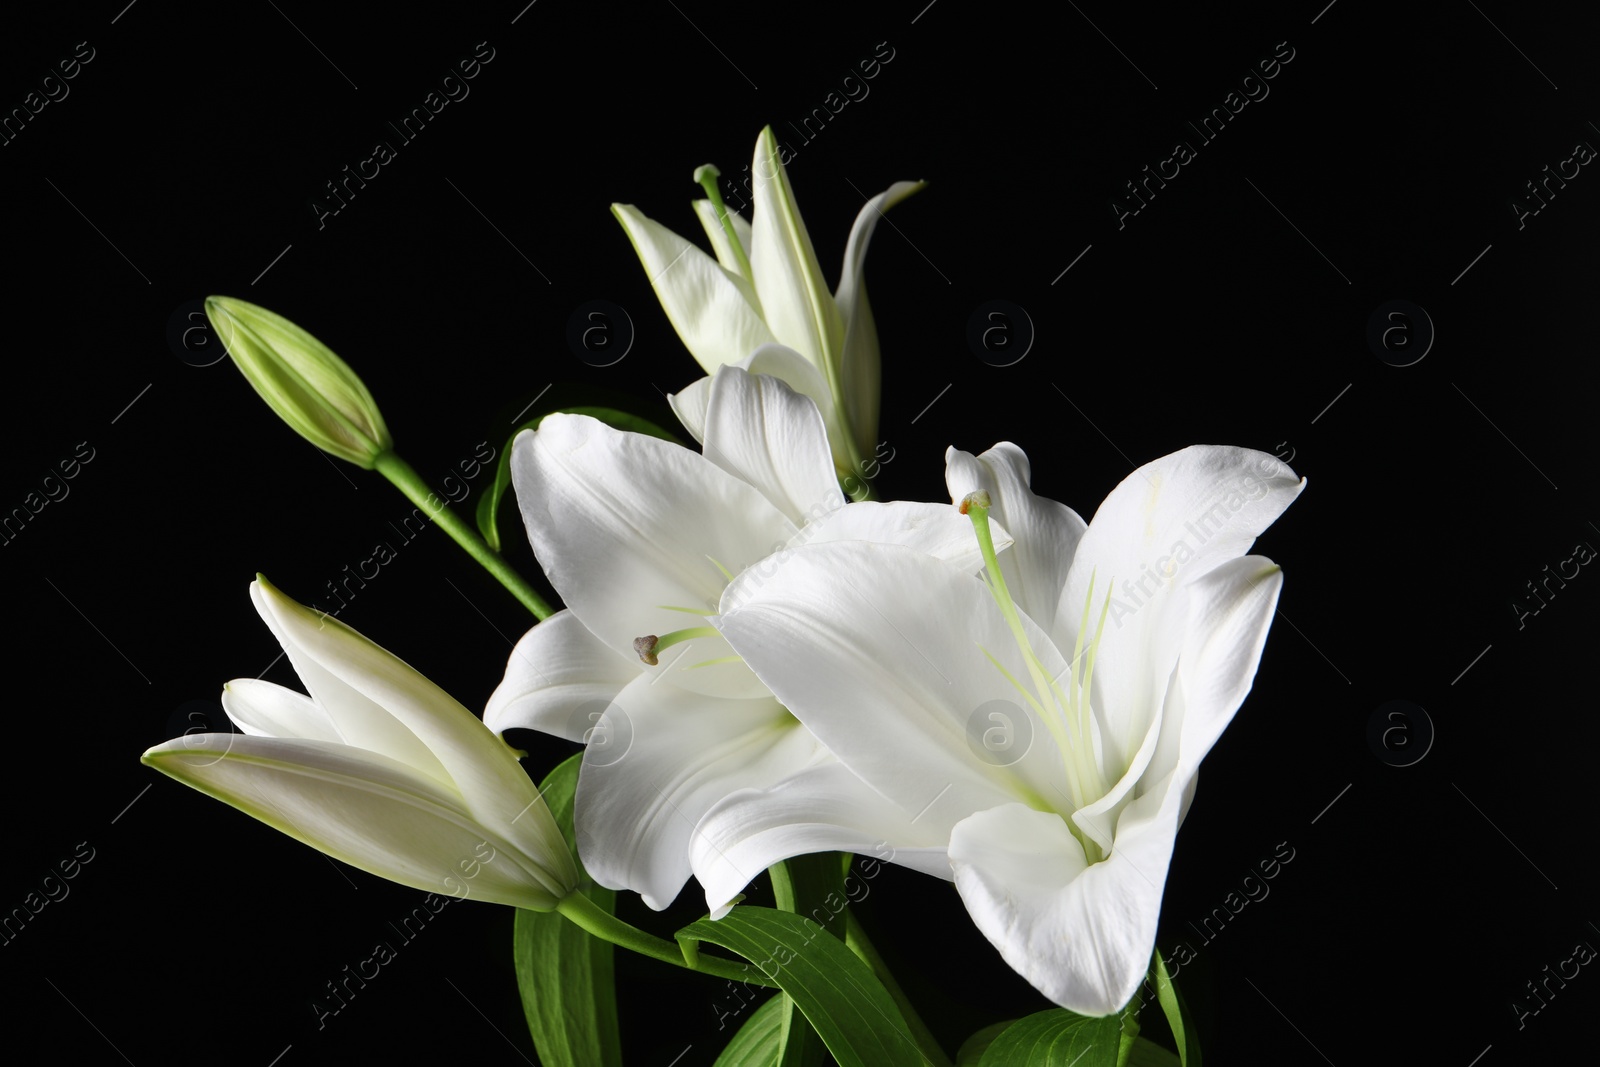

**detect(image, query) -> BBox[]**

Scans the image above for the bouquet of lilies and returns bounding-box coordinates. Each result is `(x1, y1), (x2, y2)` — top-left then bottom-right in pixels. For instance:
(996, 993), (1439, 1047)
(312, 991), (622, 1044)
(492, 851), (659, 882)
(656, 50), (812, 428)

(145, 128), (1302, 1066)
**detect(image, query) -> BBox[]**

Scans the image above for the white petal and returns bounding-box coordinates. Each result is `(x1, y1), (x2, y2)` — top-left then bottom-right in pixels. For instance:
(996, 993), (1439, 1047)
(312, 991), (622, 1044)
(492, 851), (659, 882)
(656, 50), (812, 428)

(1146, 556), (1285, 790)
(513, 414), (795, 699)
(950, 556), (1289, 1015)
(717, 540), (1064, 827)
(221, 678), (342, 743)
(143, 734), (574, 909)
(250, 578), (452, 785)
(835, 180), (923, 454)
(946, 442), (1087, 639)
(739, 343), (849, 472)
(1056, 447), (1303, 773)
(571, 676), (820, 911)
(701, 365), (844, 527)
(250, 578), (572, 873)
(667, 375), (713, 443)
(747, 128), (844, 371)
(484, 610), (641, 740)
(611, 203), (776, 373)
(691, 761), (954, 919)
(949, 790), (1180, 1017)
(798, 499), (1006, 575)
(693, 199), (755, 280)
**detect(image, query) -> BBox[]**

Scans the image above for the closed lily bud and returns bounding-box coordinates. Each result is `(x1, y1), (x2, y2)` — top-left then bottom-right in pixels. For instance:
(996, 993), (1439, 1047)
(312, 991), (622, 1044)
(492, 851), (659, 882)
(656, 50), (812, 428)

(206, 296), (392, 468)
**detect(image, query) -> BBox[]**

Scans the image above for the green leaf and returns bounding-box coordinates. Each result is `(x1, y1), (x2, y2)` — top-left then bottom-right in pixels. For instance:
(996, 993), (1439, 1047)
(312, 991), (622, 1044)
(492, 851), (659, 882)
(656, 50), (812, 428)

(956, 1021), (1015, 1065)
(1153, 950), (1200, 1067)
(975, 1009), (1121, 1067)
(713, 994), (787, 1067)
(513, 755), (621, 1067)
(677, 906), (924, 1067)
(770, 852), (849, 939)
(768, 854), (849, 1066)
(476, 407), (683, 553)
(1125, 1038), (1182, 1067)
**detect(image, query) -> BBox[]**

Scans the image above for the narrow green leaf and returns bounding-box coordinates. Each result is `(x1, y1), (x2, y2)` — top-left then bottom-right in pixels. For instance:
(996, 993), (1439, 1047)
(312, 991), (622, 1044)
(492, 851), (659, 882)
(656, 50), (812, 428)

(768, 854), (849, 1066)
(975, 1009), (1121, 1067)
(956, 1021), (1015, 1065)
(713, 994), (787, 1067)
(476, 406), (684, 553)
(1153, 950), (1201, 1067)
(513, 755), (621, 1067)
(677, 906), (924, 1067)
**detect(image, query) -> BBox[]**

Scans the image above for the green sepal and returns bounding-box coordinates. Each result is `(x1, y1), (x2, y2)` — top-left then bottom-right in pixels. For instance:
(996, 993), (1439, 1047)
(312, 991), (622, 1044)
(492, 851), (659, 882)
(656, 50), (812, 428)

(512, 754), (621, 1067)
(975, 1009), (1121, 1067)
(476, 406), (684, 552)
(676, 906), (923, 1067)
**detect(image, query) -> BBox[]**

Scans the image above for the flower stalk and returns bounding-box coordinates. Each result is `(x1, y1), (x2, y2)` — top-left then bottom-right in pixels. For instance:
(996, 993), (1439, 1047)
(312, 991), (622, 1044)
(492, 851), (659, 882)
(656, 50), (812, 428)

(373, 450), (553, 620)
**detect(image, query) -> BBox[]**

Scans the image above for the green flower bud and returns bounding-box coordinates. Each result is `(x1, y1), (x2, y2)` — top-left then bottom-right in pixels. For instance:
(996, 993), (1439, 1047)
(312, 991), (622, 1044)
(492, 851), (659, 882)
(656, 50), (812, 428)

(206, 296), (392, 468)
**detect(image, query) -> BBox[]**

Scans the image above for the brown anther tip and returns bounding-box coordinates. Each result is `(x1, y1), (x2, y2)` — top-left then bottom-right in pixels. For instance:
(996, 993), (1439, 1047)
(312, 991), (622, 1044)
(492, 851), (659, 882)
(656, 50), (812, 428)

(633, 635), (660, 666)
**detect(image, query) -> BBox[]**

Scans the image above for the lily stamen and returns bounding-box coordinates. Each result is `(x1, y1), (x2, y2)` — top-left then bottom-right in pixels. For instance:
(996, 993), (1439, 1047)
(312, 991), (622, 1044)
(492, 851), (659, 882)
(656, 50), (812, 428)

(633, 626), (719, 666)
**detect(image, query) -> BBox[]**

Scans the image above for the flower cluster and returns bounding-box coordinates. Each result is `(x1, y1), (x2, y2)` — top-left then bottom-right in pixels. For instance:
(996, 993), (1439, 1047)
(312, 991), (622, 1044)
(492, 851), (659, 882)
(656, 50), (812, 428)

(146, 127), (1302, 1042)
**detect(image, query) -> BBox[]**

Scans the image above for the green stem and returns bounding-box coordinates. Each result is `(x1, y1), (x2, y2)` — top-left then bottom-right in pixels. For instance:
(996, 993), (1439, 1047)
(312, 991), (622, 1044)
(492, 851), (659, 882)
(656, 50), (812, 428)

(556, 892), (777, 987)
(844, 911), (953, 1067)
(373, 450), (554, 619)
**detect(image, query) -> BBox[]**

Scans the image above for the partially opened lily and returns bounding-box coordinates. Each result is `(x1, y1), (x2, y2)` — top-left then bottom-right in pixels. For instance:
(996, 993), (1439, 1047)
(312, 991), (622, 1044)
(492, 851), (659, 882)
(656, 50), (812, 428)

(485, 364), (992, 911)
(706, 443), (1304, 1015)
(612, 126), (922, 481)
(143, 576), (577, 910)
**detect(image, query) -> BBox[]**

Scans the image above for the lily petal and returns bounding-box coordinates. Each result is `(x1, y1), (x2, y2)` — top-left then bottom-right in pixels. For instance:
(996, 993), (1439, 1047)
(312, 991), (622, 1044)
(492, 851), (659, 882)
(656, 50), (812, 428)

(717, 540), (1063, 828)
(250, 578), (451, 785)
(948, 792), (1176, 1017)
(701, 365), (844, 527)
(691, 761), (956, 919)
(1146, 556), (1286, 789)
(799, 499), (1008, 576)
(1056, 447), (1302, 774)
(835, 180), (924, 454)
(572, 675), (819, 911)
(747, 127), (844, 373)
(221, 677), (343, 744)
(611, 203), (776, 373)
(484, 609), (641, 740)
(512, 413), (795, 698)
(143, 734), (573, 909)
(667, 375), (713, 443)
(946, 443), (1087, 637)
(741, 343), (847, 470)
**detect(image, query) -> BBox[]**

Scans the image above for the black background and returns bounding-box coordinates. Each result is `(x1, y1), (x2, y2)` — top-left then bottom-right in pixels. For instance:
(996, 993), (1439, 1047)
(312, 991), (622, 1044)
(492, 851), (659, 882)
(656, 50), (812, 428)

(3, 1), (1597, 1063)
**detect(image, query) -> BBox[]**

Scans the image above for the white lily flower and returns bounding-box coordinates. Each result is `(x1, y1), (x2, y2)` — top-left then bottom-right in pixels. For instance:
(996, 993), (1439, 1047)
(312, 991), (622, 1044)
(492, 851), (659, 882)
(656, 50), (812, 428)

(143, 576), (577, 910)
(707, 443), (1305, 1015)
(485, 364), (995, 910)
(612, 126), (923, 478)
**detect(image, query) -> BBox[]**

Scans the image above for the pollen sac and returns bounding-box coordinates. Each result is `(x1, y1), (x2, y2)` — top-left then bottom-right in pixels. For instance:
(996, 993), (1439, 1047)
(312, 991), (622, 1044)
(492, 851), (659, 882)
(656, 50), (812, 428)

(633, 635), (660, 666)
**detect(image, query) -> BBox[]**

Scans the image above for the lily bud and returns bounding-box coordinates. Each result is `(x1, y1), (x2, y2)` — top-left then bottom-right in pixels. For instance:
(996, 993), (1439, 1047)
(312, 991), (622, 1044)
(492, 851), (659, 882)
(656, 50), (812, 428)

(143, 576), (579, 911)
(206, 296), (392, 468)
